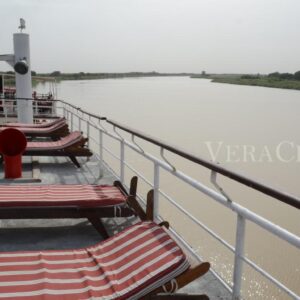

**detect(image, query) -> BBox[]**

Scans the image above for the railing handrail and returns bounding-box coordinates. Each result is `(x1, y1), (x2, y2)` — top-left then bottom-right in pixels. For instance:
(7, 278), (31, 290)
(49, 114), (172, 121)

(56, 99), (107, 120)
(1, 97), (299, 209)
(106, 119), (300, 210)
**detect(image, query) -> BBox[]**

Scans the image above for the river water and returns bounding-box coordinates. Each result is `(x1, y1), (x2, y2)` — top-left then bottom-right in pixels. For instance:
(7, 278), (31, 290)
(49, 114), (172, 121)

(37, 77), (300, 299)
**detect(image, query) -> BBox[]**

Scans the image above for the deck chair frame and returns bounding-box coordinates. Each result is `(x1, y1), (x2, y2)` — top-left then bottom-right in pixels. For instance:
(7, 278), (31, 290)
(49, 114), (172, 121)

(141, 191), (210, 300)
(0, 121), (69, 139)
(1, 117), (65, 128)
(3, 217), (210, 300)
(24, 135), (92, 168)
(24, 122), (70, 139)
(0, 213), (210, 299)
(0, 176), (149, 238)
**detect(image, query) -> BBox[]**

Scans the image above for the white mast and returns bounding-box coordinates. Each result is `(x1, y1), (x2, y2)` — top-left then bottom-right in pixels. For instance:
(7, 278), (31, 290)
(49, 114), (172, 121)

(14, 19), (33, 123)
(0, 19), (33, 123)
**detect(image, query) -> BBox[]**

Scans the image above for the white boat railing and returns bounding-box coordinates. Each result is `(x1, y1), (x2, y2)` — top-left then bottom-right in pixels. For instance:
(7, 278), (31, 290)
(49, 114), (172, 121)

(1, 98), (299, 299)
(0, 98), (55, 122)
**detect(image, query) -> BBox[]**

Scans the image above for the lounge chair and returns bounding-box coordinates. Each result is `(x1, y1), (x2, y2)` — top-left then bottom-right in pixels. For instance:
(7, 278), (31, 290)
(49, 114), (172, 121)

(0, 117), (65, 128)
(0, 119), (69, 139)
(0, 221), (210, 299)
(24, 131), (92, 167)
(0, 177), (148, 238)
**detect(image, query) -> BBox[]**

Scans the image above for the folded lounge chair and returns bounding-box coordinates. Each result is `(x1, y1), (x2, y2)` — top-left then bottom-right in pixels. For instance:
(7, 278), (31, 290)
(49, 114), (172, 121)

(1, 117), (65, 128)
(0, 177), (151, 238)
(24, 131), (92, 167)
(0, 119), (69, 139)
(0, 221), (210, 299)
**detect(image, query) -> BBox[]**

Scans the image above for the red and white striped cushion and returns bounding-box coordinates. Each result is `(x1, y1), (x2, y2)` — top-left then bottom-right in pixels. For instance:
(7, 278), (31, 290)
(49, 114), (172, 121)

(0, 120), (66, 135)
(16, 120), (66, 134)
(2, 118), (65, 128)
(26, 131), (82, 151)
(0, 222), (189, 299)
(0, 185), (126, 207)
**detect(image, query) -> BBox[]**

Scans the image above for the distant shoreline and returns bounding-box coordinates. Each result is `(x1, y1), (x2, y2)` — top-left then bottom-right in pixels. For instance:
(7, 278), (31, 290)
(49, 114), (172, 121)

(191, 75), (300, 91)
(41, 72), (193, 81)
(1, 72), (193, 86)
(2, 71), (300, 91)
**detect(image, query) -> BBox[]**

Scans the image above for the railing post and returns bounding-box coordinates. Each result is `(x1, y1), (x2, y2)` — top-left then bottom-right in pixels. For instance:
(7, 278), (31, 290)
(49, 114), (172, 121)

(232, 214), (246, 300)
(120, 140), (125, 183)
(70, 111), (74, 131)
(62, 106), (66, 118)
(86, 120), (90, 148)
(99, 129), (103, 176)
(153, 162), (160, 220)
(4, 100), (8, 122)
(51, 100), (56, 116)
(78, 115), (81, 131)
(34, 101), (38, 116)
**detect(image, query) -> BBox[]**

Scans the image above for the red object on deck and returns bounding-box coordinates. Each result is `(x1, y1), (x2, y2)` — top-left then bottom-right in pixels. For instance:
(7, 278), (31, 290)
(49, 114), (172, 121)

(0, 128), (27, 179)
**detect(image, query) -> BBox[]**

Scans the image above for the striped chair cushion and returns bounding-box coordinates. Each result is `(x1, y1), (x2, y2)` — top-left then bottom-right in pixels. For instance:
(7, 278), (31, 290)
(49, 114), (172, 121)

(16, 120), (66, 134)
(2, 117), (65, 128)
(0, 222), (189, 299)
(0, 185), (127, 207)
(26, 131), (82, 151)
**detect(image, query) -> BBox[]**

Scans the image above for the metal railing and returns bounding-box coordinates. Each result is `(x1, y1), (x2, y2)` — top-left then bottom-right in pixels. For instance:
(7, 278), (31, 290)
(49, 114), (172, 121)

(0, 98), (56, 122)
(1, 97), (300, 299)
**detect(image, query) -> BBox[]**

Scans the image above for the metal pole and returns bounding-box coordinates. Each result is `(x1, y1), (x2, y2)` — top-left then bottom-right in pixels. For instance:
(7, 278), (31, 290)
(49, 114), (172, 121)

(70, 111), (74, 131)
(99, 129), (103, 176)
(87, 121), (90, 148)
(62, 106), (66, 118)
(153, 162), (160, 220)
(232, 214), (246, 300)
(65, 108), (68, 119)
(4, 100), (7, 123)
(34, 101), (38, 116)
(120, 140), (125, 183)
(78, 116), (81, 131)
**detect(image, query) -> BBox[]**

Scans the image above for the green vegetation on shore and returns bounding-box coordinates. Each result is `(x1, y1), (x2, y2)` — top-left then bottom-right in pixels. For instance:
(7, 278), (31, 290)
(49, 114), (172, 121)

(1, 71), (42, 86)
(42, 71), (193, 81)
(191, 71), (300, 90)
(1, 71), (194, 87)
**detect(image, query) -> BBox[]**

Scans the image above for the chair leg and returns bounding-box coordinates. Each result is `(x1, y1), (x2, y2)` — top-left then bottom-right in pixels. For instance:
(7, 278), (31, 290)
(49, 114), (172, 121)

(87, 217), (109, 239)
(129, 176), (138, 196)
(114, 180), (128, 196)
(69, 155), (80, 168)
(146, 190), (154, 221)
(114, 176), (138, 197)
(127, 195), (147, 221)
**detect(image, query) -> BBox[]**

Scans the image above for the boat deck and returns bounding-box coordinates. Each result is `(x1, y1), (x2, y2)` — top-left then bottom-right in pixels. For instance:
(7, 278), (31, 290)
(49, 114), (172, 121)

(0, 155), (231, 299)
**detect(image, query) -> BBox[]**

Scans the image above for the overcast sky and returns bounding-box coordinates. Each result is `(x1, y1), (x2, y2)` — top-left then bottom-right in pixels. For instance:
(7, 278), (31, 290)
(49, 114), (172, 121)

(1, 0), (300, 74)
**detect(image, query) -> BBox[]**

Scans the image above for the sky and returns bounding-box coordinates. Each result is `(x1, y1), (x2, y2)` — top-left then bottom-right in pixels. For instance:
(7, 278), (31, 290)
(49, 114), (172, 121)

(1, 0), (300, 74)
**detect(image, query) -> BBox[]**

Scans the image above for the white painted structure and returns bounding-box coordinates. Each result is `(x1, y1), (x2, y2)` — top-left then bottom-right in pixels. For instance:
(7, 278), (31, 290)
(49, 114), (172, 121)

(0, 19), (33, 123)
(13, 32), (33, 123)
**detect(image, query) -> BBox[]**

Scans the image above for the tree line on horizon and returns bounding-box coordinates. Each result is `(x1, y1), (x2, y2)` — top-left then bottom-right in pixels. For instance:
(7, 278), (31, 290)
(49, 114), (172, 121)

(2, 70), (300, 81)
(241, 71), (300, 80)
